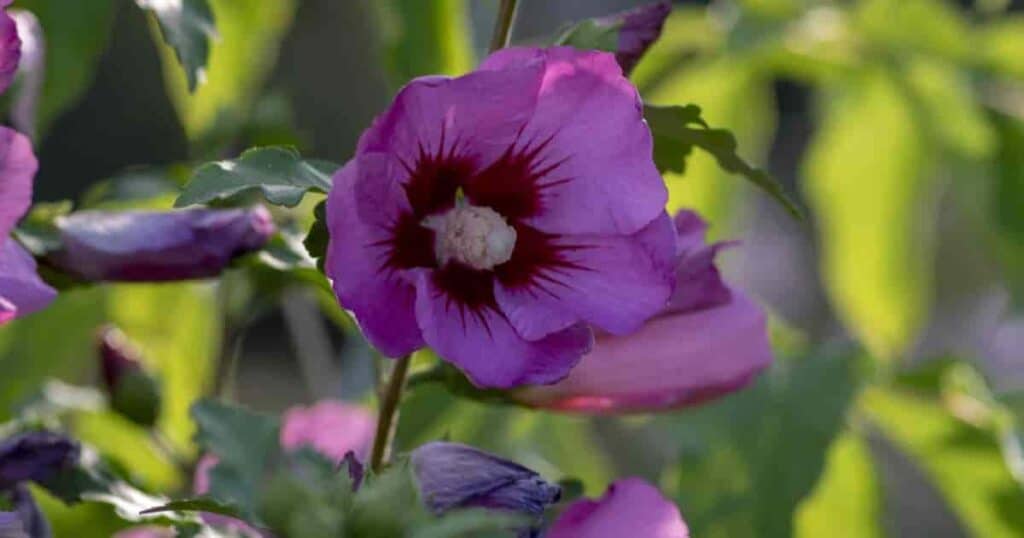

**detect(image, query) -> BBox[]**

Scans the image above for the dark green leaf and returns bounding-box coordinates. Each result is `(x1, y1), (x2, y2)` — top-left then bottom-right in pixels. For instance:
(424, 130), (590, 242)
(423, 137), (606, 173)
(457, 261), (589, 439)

(175, 146), (338, 208)
(141, 497), (244, 519)
(660, 351), (860, 537)
(190, 399), (281, 521)
(644, 103), (802, 218)
(555, 19), (620, 53)
(303, 200), (329, 271)
(137, 0), (216, 92)
(990, 113), (1024, 307)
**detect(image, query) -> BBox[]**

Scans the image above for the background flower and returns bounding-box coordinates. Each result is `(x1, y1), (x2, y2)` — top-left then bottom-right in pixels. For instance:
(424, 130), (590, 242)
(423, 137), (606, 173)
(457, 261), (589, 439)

(547, 478), (688, 538)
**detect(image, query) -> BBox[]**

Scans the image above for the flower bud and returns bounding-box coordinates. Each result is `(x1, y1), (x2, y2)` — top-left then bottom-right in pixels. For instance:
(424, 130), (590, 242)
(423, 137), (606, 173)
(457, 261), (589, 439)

(97, 326), (161, 428)
(0, 431), (79, 489)
(596, 1), (671, 75)
(49, 206), (274, 283)
(410, 442), (560, 518)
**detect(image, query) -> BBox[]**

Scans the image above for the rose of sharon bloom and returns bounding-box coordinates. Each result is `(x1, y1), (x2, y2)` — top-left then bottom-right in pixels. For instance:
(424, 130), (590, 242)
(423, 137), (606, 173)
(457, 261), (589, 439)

(190, 401), (374, 535)
(0, 127), (54, 325)
(326, 46), (676, 388)
(547, 478), (688, 538)
(48, 206), (274, 282)
(515, 210), (773, 413)
(0, 0), (20, 95)
(596, 1), (672, 75)
(411, 441), (561, 518)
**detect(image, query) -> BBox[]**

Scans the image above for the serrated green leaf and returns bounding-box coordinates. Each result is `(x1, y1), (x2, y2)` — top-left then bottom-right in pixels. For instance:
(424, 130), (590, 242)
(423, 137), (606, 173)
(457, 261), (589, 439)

(137, 0), (216, 92)
(141, 497), (243, 519)
(176, 147), (338, 208)
(190, 399), (280, 521)
(555, 19), (620, 53)
(645, 103), (802, 218)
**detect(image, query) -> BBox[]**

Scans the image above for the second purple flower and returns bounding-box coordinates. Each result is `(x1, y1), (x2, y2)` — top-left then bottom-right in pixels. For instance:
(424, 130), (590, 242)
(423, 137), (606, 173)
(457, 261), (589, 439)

(326, 46), (675, 388)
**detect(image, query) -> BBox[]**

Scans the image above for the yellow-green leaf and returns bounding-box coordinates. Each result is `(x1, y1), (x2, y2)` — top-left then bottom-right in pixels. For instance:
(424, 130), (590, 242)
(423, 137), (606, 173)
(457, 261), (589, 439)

(795, 431), (885, 538)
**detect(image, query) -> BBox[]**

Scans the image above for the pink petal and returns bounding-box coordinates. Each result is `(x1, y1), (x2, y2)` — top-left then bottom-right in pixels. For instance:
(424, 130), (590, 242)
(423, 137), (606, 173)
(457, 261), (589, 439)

(547, 478), (689, 538)
(515, 292), (772, 413)
(279, 400), (375, 462)
(494, 212), (676, 339)
(413, 271), (593, 388)
(0, 127), (36, 237)
(0, 238), (55, 323)
(667, 210), (733, 313)
(479, 47), (667, 236)
(0, 4), (19, 96)
(325, 160), (424, 357)
(0, 297), (14, 323)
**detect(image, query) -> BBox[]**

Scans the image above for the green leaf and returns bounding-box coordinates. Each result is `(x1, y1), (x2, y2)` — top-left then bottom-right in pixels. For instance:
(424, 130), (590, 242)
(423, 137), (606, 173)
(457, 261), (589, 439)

(794, 431), (885, 538)
(644, 103), (802, 219)
(12, 200), (73, 257)
(12, 0), (118, 136)
(989, 113), (1024, 307)
(190, 399), (281, 521)
(137, 0), (216, 92)
(154, 0), (297, 138)
(555, 19), (620, 53)
(141, 497), (244, 519)
(303, 200), (329, 271)
(660, 352), (860, 537)
(372, 0), (473, 88)
(175, 146), (338, 208)
(863, 387), (1024, 536)
(803, 70), (934, 359)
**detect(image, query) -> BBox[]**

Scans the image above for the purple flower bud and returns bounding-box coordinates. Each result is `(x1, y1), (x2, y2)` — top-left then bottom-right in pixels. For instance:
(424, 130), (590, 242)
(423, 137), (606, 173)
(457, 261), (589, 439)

(97, 326), (162, 428)
(0, 432), (79, 490)
(0, 486), (50, 538)
(596, 1), (671, 74)
(411, 442), (560, 518)
(49, 206), (275, 282)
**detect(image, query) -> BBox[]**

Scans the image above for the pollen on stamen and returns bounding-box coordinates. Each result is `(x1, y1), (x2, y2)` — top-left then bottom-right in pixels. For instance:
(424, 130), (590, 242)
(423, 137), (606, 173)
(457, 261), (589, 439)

(422, 204), (517, 271)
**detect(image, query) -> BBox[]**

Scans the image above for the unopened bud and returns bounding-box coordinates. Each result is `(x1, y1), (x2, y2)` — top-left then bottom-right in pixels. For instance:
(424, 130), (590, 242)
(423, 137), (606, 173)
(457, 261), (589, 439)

(97, 326), (162, 428)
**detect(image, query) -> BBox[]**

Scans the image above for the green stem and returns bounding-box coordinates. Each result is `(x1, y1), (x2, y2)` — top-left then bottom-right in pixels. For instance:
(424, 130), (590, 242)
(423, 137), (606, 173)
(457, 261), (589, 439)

(370, 355), (412, 472)
(488, 0), (520, 53)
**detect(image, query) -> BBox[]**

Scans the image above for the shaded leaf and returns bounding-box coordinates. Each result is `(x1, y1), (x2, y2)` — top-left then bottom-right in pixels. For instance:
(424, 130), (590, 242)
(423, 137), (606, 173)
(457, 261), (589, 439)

(644, 103), (802, 218)
(303, 200), (329, 271)
(13, 0), (118, 135)
(137, 0), (216, 92)
(175, 146), (338, 208)
(555, 19), (619, 53)
(141, 497), (243, 519)
(372, 0), (473, 89)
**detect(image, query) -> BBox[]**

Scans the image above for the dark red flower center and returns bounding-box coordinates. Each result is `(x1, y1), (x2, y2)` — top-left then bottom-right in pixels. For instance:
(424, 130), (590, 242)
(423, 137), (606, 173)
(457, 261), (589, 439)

(380, 131), (584, 312)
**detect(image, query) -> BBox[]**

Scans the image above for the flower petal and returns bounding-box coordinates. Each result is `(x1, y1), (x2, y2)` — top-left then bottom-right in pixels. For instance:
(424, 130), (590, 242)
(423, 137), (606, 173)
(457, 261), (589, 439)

(0, 3), (20, 96)
(495, 212), (676, 339)
(597, 1), (672, 75)
(479, 47), (667, 236)
(279, 401), (375, 463)
(325, 160), (424, 357)
(547, 478), (688, 538)
(411, 441), (560, 517)
(0, 431), (79, 489)
(667, 210), (733, 314)
(0, 239), (55, 324)
(50, 206), (274, 282)
(0, 127), (36, 237)
(515, 292), (773, 413)
(414, 272), (592, 388)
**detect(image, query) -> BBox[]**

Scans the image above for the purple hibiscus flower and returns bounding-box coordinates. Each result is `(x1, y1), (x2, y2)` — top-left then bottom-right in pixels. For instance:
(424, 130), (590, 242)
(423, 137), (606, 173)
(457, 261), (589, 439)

(0, 127), (54, 325)
(515, 210), (773, 413)
(547, 478), (689, 538)
(47, 206), (274, 282)
(0, 432), (80, 538)
(326, 46), (676, 388)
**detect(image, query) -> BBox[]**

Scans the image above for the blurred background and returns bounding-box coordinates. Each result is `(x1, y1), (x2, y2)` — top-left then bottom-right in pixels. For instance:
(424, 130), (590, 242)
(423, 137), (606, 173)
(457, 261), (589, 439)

(3, 0), (1024, 536)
